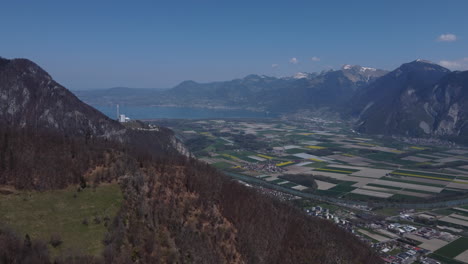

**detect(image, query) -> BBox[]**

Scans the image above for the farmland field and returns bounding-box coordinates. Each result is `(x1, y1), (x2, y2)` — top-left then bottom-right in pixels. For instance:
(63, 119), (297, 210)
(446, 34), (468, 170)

(431, 237), (468, 263)
(161, 117), (468, 204)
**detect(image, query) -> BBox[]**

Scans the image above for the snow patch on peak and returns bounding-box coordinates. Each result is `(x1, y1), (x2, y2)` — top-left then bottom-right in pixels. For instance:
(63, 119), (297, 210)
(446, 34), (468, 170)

(342, 64), (376, 72)
(293, 72), (308, 79)
(416, 59), (435, 64)
(360, 67), (377, 72)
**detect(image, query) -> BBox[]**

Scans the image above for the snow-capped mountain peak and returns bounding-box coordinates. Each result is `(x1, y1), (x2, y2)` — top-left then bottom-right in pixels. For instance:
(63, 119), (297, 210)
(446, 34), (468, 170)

(360, 67), (377, 72)
(415, 59), (435, 64)
(342, 64), (376, 72)
(293, 72), (309, 79)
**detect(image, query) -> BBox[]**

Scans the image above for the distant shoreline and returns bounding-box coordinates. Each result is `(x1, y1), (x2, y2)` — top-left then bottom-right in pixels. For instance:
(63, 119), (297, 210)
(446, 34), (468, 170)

(92, 105), (277, 120)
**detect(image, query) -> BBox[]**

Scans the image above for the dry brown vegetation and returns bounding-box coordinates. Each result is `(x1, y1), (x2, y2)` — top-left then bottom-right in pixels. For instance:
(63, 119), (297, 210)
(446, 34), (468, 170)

(0, 124), (382, 264)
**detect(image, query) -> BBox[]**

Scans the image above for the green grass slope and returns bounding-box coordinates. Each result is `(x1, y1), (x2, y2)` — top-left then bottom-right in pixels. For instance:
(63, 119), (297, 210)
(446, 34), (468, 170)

(0, 184), (123, 257)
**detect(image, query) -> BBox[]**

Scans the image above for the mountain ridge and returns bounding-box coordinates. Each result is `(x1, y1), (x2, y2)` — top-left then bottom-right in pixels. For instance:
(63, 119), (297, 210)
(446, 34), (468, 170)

(74, 65), (388, 112)
(0, 57), (189, 158)
(352, 60), (468, 141)
(0, 57), (123, 136)
(0, 56), (382, 263)
(70, 58), (468, 143)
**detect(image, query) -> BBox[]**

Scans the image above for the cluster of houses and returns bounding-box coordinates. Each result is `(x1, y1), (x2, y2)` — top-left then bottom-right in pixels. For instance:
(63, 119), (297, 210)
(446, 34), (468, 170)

(370, 232), (441, 264)
(243, 161), (286, 173)
(303, 204), (449, 264)
(305, 206), (351, 228)
(388, 223), (418, 234)
(257, 187), (297, 202)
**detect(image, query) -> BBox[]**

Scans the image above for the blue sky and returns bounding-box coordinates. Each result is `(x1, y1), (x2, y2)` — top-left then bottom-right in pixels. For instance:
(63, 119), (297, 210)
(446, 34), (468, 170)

(1, 0), (467, 90)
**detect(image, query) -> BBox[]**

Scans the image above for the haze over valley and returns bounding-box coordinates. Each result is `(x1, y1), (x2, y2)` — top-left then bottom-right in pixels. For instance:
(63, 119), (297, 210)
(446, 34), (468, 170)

(76, 59), (468, 143)
(1, 1), (468, 264)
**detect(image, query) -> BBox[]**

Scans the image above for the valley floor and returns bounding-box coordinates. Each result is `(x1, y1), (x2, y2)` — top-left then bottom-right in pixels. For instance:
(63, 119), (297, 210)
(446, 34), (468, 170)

(159, 116), (468, 264)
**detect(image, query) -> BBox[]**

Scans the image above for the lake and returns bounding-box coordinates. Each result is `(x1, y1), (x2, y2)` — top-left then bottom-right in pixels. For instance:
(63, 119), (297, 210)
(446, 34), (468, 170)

(93, 105), (276, 120)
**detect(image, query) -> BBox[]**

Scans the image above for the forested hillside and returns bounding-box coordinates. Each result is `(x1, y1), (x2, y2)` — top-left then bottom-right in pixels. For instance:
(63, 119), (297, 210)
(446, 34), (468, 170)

(0, 57), (382, 263)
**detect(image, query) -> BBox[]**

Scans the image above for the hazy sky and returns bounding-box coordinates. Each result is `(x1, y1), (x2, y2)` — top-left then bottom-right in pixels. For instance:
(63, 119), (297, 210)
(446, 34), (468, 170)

(1, 0), (467, 90)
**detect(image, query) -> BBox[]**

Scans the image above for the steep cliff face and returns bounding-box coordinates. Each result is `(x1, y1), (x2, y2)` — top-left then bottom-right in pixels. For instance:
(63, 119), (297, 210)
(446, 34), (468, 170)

(0, 57), (187, 156)
(0, 58), (123, 137)
(352, 60), (468, 141)
(429, 71), (468, 139)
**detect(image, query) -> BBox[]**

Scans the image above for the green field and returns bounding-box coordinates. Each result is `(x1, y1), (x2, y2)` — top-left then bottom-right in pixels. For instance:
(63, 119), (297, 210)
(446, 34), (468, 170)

(327, 181), (357, 193)
(429, 254), (464, 264)
(0, 184), (123, 256)
(452, 208), (468, 216)
(314, 190), (344, 197)
(219, 150), (259, 162)
(433, 208), (457, 216)
(373, 207), (400, 216)
(433, 237), (468, 259)
(365, 152), (399, 161)
(392, 170), (457, 180)
(389, 193), (424, 202)
(212, 161), (235, 169)
(305, 162), (329, 168)
(381, 176), (446, 187)
(285, 148), (307, 154)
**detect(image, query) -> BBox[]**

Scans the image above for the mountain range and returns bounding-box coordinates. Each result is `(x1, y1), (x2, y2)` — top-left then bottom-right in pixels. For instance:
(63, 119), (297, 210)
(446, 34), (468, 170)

(75, 60), (468, 143)
(74, 65), (388, 113)
(353, 60), (468, 142)
(0, 57), (381, 263)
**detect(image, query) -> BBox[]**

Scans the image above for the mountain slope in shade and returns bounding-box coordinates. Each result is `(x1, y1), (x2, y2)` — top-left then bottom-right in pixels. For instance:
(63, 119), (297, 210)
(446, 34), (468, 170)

(352, 60), (468, 140)
(429, 70), (468, 140)
(0, 57), (187, 156)
(352, 60), (450, 117)
(260, 65), (387, 112)
(163, 66), (388, 111)
(0, 57), (382, 263)
(0, 57), (123, 137)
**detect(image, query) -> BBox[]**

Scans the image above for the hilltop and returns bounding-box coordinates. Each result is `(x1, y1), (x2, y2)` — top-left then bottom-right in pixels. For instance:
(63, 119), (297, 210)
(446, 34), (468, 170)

(0, 57), (381, 263)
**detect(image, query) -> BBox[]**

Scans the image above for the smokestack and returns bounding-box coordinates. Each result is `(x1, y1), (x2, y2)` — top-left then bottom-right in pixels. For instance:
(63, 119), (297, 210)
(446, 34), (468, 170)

(116, 104), (120, 120)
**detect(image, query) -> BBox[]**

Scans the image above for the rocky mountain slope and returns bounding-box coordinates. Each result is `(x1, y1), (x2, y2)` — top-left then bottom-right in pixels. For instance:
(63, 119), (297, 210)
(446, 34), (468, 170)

(261, 65), (387, 112)
(0, 57), (382, 263)
(353, 60), (468, 142)
(0, 58), (122, 136)
(0, 57), (186, 156)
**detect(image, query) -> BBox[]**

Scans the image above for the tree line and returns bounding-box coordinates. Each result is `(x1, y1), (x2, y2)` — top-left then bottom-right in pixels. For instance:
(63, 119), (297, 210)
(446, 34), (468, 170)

(0, 123), (382, 263)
